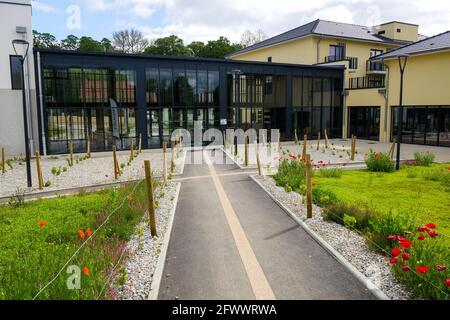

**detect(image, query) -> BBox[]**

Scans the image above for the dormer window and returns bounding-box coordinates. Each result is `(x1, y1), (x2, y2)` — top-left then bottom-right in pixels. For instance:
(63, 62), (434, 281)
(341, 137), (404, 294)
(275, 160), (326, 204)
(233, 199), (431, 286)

(397, 28), (401, 33)
(378, 30), (386, 35)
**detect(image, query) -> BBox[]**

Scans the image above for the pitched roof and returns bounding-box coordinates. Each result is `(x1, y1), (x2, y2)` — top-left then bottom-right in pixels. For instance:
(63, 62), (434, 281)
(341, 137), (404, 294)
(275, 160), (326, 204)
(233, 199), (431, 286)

(372, 30), (450, 60)
(227, 19), (410, 57)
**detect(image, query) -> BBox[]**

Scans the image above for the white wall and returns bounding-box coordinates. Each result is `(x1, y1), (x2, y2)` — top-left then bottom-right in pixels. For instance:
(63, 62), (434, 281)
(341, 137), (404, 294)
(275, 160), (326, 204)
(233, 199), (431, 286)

(0, 0), (37, 157)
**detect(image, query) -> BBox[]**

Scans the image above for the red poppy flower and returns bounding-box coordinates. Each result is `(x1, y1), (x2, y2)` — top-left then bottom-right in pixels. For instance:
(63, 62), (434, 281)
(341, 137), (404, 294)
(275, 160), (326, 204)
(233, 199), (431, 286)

(428, 231), (439, 238)
(425, 223), (436, 229)
(417, 226), (427, 232)
(402, 253), (410, 261)
(402, 265), (411, 272)
(397, 236), (407, 242)
(391, 248), (401, 257)
(445, 279), (450, 287)
(127, 194), (134, 201)
(78, 230), (85, 239)
(416, 266), (429, 274)
(82, 267), (89, 276)
(400, 240), (412, 248)
(386, 235), (397, 241)
(38, 220), (46, 227)
(436, 265), (446, 272)
(312, 182), (317, 187)
(390, 258), (399, 264)
(375, 153), (380, 161)
(289, 154), (296, 160)
(447, 167), (450, 171)
(85, 229), (92, 237)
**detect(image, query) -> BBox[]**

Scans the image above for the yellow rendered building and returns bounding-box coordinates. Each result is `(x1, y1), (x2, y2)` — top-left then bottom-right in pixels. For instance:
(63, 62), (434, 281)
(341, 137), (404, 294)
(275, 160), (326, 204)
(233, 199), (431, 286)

(227, 19), (450, 147)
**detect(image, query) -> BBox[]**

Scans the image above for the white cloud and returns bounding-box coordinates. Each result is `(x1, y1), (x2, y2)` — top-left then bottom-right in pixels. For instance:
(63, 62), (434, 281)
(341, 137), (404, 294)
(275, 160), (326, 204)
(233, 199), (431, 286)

(32, 0), (56, 13)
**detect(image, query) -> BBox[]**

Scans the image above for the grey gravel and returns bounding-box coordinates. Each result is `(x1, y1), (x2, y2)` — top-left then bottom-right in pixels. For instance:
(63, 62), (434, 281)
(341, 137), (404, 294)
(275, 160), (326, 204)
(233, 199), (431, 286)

(254, 175), (413, 300)
(114, 181), (179, 300)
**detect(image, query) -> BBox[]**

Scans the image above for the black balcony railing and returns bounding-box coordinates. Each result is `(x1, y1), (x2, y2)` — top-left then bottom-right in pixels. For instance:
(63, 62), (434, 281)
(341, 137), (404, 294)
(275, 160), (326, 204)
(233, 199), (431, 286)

(348, 76), (385, 90)
(366, 60), (386, 72)
(324, 56), (358, 70)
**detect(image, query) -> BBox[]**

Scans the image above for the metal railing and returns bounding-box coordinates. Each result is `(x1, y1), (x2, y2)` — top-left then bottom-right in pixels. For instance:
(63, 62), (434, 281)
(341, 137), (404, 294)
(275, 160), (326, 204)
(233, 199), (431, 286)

(348, 76), (385, 90)
(366, 60), (386, 72)
(324, 56), (358, 70)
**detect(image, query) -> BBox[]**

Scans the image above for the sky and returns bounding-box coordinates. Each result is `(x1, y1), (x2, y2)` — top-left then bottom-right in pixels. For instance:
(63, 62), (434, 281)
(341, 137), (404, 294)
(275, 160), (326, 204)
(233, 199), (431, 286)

(32, 0), (450, 44)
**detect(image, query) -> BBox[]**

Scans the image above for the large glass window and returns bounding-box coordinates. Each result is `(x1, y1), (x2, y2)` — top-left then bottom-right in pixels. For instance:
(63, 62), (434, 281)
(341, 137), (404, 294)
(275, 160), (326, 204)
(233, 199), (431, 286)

(208, 71), (219, 106)
(348, 107), (380, 141)
(10, 55), (22, 90)
(146, 68), (159, 106)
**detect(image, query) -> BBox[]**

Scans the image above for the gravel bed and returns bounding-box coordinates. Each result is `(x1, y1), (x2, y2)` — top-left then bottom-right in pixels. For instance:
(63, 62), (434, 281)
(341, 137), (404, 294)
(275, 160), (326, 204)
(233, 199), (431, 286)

(254, 175), (413, 300)
(114, 181), (180, 300)
(223, 139), (365, 172)
(0, 149), (186, 198)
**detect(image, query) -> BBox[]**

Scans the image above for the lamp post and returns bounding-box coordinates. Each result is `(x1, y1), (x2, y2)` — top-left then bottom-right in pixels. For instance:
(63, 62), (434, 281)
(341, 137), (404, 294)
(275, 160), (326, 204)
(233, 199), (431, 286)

(396, 54), (408, 171)
(12, 39), (32, 187)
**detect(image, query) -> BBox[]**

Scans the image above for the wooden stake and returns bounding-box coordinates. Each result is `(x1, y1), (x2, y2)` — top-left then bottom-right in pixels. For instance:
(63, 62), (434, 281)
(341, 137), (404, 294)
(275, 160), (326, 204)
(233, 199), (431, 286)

(69, 140), (74, 166)
(87, 139), (91, 158)
(317, 132), (321, 151)
(1, 147), (5, 174)
(113, 145), (119, 179)
(130, 137), (134, 161)
(302, 134), (307, 159)
(162, 142), (167, 183)
(144, 160), (158, 237)
(294, 129), (298, 144)
(255, 141), (262, 176)
(170, 141), (175, 174)
(305, 154), (313, 219)
(138, 133), (142, 154)
(324, 130), (329, 149)
(389, 138), (397, 160)
(351, 135), (356, 161)
(244, 135), (249, 167)
(35, 151), (44, 190)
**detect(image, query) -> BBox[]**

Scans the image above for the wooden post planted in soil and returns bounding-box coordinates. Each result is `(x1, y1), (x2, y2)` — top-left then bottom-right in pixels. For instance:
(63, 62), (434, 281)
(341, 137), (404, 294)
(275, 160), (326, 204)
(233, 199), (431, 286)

(255, 141), (262, 176)
(302, 134), (307, 159)
(244, 135), (249, 167)
(138, 134), (142, 154)
(144, 160), (158, 237)
(317, 132), (321, 151)
(35, 151), (44, 190)
(69, 140), (74, 166)
(324, 130), (329, 149)
(305, 154), (313, 219)
(130, 137), (134, 161)
(389, 138), (397, 160)
(162, 142), (167, 183)
(351, 135), (356, 161)
(294, 129), (298, 144)
(2, 147), (5, 174)
(87, 139), (91, 158)
(113, 145), (119, 179)
(170, 141), (175, 174)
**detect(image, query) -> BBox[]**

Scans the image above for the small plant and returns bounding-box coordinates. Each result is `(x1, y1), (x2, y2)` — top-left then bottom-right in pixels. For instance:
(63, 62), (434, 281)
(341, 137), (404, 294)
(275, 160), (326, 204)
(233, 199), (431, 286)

(117, 266), (128, 286)
(44, 180), (52, 188)
(284, 185), (292, 193)
(6, 159), (13, 170)
(8, 187), (26, 207)
(62, 166), (68, 172)
(365, 150), (395, 173)
(322, 203), (375, 230)
(318, 168), (343, 178)
(120, 163), (126, 169)
(312, 188), (339, 207)
(51, 166), (58, 175)
(343, 214), (357, 239)
(273, 159), (307, 190)
(406, 168), (417, 179)
(414, 151), (435, 167)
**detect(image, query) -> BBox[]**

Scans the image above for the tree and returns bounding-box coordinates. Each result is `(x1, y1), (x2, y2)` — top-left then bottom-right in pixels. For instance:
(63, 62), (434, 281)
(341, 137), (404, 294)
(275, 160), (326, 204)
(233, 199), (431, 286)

(200, 37), (243, 58)
(113, 29), (149, 54)
(100, 38), (114, 52)
(78, 37), (103, 52)
(240, 29), (268, 47)
(144, 35), (190, 56)
(187, 41), (205, 57)
(61, 35), (79, 50)
(33, 30), (59, 48)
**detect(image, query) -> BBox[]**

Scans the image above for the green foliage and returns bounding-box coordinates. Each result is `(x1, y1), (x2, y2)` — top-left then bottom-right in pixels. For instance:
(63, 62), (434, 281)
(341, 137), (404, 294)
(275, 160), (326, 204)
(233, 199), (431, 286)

(144, 35), (190, 56)
(365, 150), (395, 172)
(273, 159), (307, 191)
(318, 168), (343, 178)
(312, 188), (339, 207)
(6, 159), (13, 170)
(343, 214), (357, 230)
(322, 203), (375, 230)
(44, 180), (52, 188)
(414, 151), (435, 167)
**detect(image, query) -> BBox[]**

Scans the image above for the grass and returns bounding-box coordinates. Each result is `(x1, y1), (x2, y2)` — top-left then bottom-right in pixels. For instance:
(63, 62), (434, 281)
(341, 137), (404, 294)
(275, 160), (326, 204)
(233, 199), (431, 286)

(314, 163), (450, 241)
(0, 180), (153, 300)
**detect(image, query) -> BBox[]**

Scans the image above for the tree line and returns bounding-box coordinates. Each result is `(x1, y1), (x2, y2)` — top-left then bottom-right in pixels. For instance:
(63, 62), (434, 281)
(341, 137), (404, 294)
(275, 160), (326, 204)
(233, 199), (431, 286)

(33, 28), (267, 59)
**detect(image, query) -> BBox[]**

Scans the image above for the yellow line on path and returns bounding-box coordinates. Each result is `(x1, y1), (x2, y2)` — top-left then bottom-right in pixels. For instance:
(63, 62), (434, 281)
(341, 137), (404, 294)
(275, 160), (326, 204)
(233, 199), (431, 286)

(203, 150), (276, 300)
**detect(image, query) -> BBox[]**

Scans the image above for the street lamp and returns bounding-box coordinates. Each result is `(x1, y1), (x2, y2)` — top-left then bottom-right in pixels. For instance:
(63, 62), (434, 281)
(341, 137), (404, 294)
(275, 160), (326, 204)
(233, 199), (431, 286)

(396, 53), (408, 171)
(12, 39), (32, 187)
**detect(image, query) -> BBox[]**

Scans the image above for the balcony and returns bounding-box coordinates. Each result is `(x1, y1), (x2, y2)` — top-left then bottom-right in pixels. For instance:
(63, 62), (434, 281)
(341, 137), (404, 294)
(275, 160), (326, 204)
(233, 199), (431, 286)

(348, 75), (385, 90)
(366, 60), (386, 74)
(324, 56), (358, 70)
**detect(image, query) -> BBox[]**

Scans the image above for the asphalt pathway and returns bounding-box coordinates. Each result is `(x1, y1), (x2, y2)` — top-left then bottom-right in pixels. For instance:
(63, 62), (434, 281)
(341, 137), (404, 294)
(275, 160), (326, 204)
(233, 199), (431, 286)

(158, 149), (375, 300)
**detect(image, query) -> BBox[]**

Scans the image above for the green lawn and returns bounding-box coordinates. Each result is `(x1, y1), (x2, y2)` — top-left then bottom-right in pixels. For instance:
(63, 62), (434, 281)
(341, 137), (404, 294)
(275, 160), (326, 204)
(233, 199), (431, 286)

(0, 181), (152, 300)
(314, 163), (450, 241)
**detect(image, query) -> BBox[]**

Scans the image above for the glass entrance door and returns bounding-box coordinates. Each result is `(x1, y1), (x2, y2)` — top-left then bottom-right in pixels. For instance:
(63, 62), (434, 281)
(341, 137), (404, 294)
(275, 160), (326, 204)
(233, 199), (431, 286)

(348, 107), (380, 141)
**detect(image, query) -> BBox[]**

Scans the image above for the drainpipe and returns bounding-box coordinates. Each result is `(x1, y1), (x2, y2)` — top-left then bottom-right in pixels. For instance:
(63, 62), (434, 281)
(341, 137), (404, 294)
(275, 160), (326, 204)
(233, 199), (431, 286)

(316, 37), (322, 64)
(21, 33), (35, 154)
(37, 51), (47, 155)
(383, 59), (389, 143)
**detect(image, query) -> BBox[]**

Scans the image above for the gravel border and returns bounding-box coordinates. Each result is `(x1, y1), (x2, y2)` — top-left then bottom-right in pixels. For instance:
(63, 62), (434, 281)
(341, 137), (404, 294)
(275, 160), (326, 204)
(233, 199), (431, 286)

(251, 175), (413, 300)
(112, 181), (181, 300)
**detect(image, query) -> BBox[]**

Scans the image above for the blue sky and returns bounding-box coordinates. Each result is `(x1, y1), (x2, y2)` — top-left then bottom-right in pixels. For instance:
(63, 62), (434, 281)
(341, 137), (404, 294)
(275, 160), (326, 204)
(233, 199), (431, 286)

(32, 0), (450, 44)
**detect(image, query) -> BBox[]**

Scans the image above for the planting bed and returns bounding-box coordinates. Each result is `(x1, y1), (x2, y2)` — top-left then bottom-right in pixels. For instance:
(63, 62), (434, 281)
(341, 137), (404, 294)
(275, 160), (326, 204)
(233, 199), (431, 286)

(0, 148), (186, 198)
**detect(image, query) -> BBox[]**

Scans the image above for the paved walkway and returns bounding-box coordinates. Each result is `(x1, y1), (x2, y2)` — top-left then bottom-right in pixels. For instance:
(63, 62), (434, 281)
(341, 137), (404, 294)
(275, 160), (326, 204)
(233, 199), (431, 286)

(158, 149), (375, 300)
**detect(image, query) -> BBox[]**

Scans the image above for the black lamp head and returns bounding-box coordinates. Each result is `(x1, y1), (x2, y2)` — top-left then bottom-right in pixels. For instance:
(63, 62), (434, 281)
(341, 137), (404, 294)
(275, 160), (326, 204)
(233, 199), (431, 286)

(12, 39), (30, 59)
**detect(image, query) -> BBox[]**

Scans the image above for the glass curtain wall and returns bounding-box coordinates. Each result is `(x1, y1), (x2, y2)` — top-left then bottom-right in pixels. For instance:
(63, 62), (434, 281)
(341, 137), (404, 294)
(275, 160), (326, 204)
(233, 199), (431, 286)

(392, 106), (450, 147)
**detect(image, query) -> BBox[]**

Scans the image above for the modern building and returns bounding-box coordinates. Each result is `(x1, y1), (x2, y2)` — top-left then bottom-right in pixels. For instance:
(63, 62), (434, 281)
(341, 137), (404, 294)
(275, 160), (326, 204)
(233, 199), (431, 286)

(226, 19), (450, 146)
(0, 0), (38, 157)
(35, 50), (344, 154)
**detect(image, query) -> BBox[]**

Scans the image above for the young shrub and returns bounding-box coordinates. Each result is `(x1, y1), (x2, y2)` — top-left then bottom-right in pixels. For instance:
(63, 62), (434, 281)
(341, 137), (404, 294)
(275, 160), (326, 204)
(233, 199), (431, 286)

(273, 159), (307, 190)
(44, 180), (52, 188)
(414, 151), (435, 167)
(312, 188), (339, 207)
(322, 203), (374, 230)
(51, 166), (58, 175)
(365, 150), (395, 173)
(6, 159), (13, 170)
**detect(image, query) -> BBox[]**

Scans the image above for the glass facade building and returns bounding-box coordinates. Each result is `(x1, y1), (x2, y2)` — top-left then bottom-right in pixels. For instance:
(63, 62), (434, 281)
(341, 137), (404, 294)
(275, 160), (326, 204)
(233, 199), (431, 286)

(35, 50), (345, 154)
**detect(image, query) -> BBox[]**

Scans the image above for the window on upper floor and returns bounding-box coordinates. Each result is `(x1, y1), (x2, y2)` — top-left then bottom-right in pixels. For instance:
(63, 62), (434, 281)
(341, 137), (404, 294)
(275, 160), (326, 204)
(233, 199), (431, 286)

(10, 55), (23, 90)
(329, 45), (345, 61)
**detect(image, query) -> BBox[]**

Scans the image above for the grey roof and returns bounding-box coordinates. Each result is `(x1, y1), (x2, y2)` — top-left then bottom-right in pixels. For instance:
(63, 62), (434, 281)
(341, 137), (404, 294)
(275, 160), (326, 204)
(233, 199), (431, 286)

(372, 30), (450, 60)
(227, 19), (410, 57)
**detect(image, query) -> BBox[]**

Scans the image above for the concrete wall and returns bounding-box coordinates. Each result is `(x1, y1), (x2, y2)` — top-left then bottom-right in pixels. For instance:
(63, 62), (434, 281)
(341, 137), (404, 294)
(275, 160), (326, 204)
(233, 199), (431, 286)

(374, 22), (419, 42)
(0, 0), (38, 157)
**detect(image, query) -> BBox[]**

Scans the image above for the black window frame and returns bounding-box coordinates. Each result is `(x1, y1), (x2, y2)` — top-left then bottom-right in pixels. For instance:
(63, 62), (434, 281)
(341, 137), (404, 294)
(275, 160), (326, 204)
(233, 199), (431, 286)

(10, 55), (23, 90)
